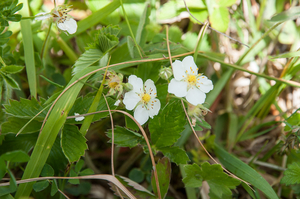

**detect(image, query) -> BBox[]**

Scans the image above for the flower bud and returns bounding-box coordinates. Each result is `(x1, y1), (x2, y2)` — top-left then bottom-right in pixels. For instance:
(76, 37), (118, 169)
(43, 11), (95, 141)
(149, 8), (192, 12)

(159, 67), (172, 80)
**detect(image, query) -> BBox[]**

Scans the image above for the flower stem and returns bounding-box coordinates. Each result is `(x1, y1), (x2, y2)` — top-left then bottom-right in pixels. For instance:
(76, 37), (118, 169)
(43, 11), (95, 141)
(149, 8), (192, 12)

(56, 36), (78, 63)
(120, 0), (143, 58)
(41, 22), (53, 59)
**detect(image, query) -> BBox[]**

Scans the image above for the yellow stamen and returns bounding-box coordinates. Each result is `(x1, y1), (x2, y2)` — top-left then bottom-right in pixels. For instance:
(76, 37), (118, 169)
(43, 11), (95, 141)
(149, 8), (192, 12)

(187, 75), (197, 85)
(108, 82), (118, 88)
(142, 94), (151, 103)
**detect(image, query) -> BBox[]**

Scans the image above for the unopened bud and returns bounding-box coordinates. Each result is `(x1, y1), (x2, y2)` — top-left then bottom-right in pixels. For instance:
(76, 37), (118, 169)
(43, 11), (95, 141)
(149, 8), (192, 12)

(159, 67), (172, 80)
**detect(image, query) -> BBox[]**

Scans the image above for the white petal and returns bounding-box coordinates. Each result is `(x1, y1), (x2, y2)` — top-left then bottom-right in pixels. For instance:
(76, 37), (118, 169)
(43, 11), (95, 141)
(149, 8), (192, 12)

(64, 18), (77, 34)
(128, 75), (143, 94)
(57, 21), (67, 31)
(134, 105), (149, 125)
(114, 100), (121, 106)
(182, 56), (198, 75)
(168, 79), (188, 97)
(186, 87), (206, 105)
(144, 79), (157, 98)
(196, 76), (214, 93)
(35, 12), (51, 20)
(172, 60), (186, 81)
(147, 98), (161, 118)
(123, 91), (140, 110)
(74, 113), (84, 121)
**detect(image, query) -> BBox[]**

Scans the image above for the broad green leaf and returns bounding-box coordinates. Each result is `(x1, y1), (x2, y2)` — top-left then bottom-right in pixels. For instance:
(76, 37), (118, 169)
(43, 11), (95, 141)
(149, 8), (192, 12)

(151, 157), (171, 199)
(1, 117), (42, 135)
(41, 164), (54, 177)
(106, 126), (143, 148)
(1, 150), (29, 163)
(1, 194), (14, 199)
(210, 6), (230, 32)
(197, 119), (211, 129)
(149, 101), (186, 148)
(79, 168), (94, 176)
(68, 169), (80, 184)
(61, 124), (87, 162)
(0, 65), (24, 74)
(183, 162), (240, 198)
(114, 175), (156, 199)
(281, 161), (300, 185)
(1, 72), (19, 89)
(216, 0), (237, 7)
(269, 6), (300, 22)
(4, 98), (47, 119)
(284, 113), (300, 131)
(159, 147), (190, 165)
(32, 180), (49, 192)
(129, 168), (145, 183)
(214, 144), (279, 199)
(75, 159), (85, 173)
(127, 36), (139, 58)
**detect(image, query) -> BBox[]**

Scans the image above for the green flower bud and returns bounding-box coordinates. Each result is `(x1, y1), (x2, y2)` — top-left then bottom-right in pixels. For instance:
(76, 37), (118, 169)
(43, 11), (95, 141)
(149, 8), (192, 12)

(159, 67), (173, 80)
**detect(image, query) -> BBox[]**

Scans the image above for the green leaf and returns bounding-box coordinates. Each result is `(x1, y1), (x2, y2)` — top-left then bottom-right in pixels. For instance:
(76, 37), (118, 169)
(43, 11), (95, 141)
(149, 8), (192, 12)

(281, 161), (300, 185)
(114, 175), (156, 199)
(1, 150), (30, 163)
(32, 180), (49, 192)
(61, 125), (87, 162)
(79, 168), (94, 176)
(136, 3), (151, 47)
(41, 164), (54, 177)
(4, 98), (47, 119)
(216, 0), (237, 7)
(129, 168), (145, 183)
(106, 126), (143, 148)
(159, 147), (190, 165)
(284, 113), (300, 131)
(149, 101), (186, 148)
(68, 169), (80, 184)
(1, 72), (19, 89)
(269, 6), (300, 22)
(50, 179), (58, 196)
(75, 159), (85, 173)
(271, 51), (300, 59)
(1, 117), (42, 135)
(196, 119), (211, 129)
(183, 162), (240, 198)
(0, 157), (6, 180)
(151, 157), (171, 199)
(209, 6), (230, 32)
(214, 144), (279, 199)
(1, 65), (24, 74)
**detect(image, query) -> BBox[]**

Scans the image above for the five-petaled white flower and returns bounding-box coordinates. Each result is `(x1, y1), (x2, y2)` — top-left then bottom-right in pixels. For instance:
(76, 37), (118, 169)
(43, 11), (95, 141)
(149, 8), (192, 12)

(123, 75), (161, 125)
(168, 56), (213, 106)
(35, 5), (77, 34)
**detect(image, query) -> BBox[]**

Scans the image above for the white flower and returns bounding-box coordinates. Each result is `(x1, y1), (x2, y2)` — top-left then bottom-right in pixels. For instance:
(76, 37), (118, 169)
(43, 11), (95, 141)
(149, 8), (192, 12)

(35, 5), (77, 34)
(123, 75), (161, 125)
(168, 56), (213, 106)
(74, 113), (84, 121)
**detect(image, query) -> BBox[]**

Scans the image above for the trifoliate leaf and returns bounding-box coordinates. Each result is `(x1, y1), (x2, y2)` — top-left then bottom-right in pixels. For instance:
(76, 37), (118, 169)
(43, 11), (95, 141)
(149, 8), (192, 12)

(149, 101), (186, 148)
(61, 124), (87, 162)
(281, 161), (300, 185)
(106, 126), (143, 148)
(151, 157), (171, 199)
(4, 98), (48, 119)
(159, 146), (190, 165)
(183, 162), (240, 198)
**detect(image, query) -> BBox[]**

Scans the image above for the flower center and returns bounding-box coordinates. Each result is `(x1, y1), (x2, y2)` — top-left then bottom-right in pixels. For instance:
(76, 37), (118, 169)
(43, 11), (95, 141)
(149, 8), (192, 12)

(109, 82), (118, 88)
(142, 93), (151, 103)
(187, 75), (197, 85)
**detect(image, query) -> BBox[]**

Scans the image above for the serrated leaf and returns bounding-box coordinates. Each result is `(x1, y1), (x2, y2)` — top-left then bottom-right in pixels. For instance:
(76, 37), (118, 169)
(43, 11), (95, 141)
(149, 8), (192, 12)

(1, 117), (42, 135)
(210, 6), (230, 32)
(61, 124), (87, 162)
(0, 133), (37, 155)
(149, 101), (186, 148)
(159, 147), (190, 165)
(215, 144), (279, 199)
(151, 157), (171, 199)
(1, 72), (19, 89)
(32, 180), (49, 192)
(269, 6), (300, 22)
(106, 126), (143, 148)
(183, 162), (240, 198)
(1, 150), (30, 163)
(113, 175), (156, 199)
(281, 161), (300, 185)
(1, 65), (24, 74)
(4, 98), (48, 119)
(72, 48), (104, 75)
(97, 34), (119, 53)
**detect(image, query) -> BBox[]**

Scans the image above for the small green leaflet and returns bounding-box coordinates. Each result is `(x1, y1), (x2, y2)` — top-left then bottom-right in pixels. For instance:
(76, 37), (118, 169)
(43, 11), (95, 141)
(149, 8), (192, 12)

(159, 147), (189, 165)
(61, 125), (87, 162)
(281, 161), (300, 185)
(183, 162), (240, 198)
(106, 126), (143, 148)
